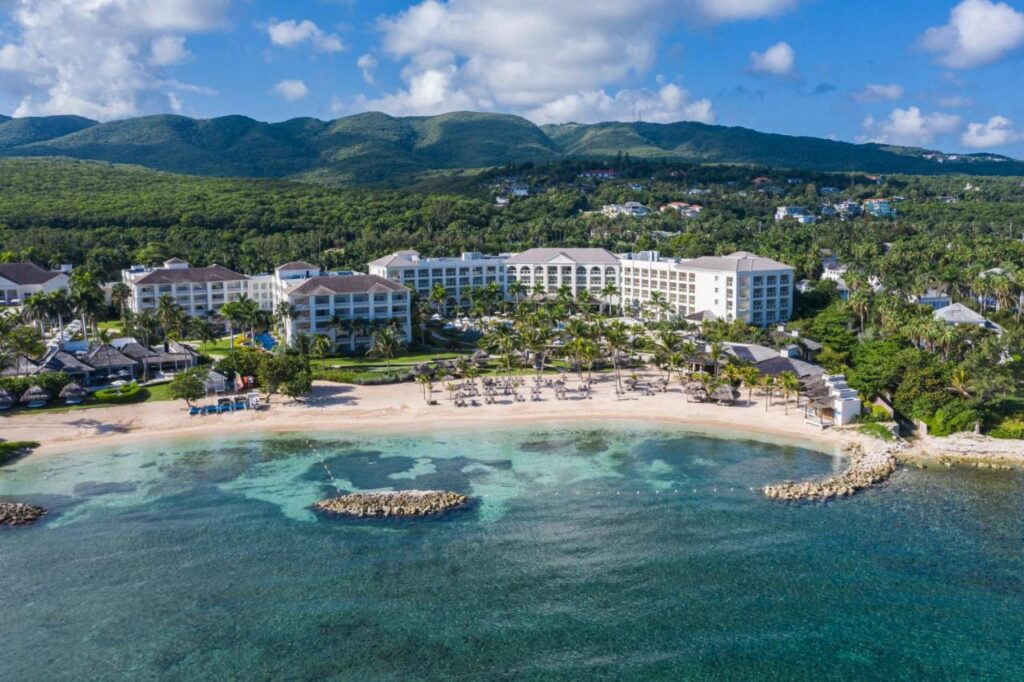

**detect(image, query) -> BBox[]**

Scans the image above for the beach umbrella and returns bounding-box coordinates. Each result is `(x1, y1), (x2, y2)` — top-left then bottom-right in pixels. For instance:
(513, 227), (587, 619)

(712, 385), (739, 405)
(20, 386), (51, 405)
(0, 388), (13, 410)
(692, 387), (709, 403)
(683, 381), (705, 394)
(59, 382), (87, 404)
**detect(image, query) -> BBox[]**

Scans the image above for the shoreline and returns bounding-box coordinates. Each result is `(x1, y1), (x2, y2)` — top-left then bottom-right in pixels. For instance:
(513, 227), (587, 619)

(2, 376), (861, 459)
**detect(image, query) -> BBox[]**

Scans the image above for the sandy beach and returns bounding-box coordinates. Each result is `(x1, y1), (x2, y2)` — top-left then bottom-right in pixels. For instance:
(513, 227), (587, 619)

(2, 373), (864, 458)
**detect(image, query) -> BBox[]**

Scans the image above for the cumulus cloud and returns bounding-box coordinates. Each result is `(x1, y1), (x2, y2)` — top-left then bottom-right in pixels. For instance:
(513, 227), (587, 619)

(859, 106), (962, 146)
(358, 0), (802, 122)
(150, 35), (191, 66)
(266, 19), (344, 53)
(962, 115), (1023, 147)
(357, 54), (378, 84)
(527, 84), (714, 124)
(0, 0), (227, 119)
(272, 79), (310, 102)
(921, 0), (1024, 68)
(853, 83), (904, 103)
(749, 42), (796, 76)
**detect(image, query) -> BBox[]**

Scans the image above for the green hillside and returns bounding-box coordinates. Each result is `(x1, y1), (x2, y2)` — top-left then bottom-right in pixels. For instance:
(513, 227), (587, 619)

(0, 111), (1021, 183)
(0, 115), (97, 149)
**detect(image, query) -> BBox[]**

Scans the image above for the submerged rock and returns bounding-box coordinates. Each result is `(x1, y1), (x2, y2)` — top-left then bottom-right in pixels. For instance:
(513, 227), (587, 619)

(0, 502), (47, 526)
(312, 490), (468, 518)
(763, 444), (900, 502)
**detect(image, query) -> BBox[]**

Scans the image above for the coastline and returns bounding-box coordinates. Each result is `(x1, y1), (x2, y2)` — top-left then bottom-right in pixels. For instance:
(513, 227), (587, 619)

(2, 377), (863, 459)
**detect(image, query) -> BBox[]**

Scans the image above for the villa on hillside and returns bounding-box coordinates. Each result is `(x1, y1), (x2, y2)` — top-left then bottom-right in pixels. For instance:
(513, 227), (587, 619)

(601, 202), (651, 218)
(0, 262), (72, 305)
(933, 303), (1003, 335)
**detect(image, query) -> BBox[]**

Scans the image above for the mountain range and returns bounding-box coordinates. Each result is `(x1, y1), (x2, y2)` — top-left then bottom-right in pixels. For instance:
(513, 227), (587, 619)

(0, 111), (1020, 185)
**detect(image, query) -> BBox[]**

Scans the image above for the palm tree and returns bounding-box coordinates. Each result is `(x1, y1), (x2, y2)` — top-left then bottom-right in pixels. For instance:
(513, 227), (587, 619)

(156, 294), (185, 339)
(22, 292), (50, 340)
(599, 282), (620, 316)
(416, 373), (433, 403)
(603, 320), (631, 392)
(110, 281), (132, 322)
(779, 372), (800, 415)
(273, 301), (297, 339)
(70, 269), (104, 343)
(368, 326), (402, 370)
(740, 366), (760, 406)
(647, 291), (668, 321)
(429, 283), (450, 317)
(757, 374), (775, 412)
(313, 333), (332, 369)
(293, 332), (314, 357)
(219, 300), (244, 350)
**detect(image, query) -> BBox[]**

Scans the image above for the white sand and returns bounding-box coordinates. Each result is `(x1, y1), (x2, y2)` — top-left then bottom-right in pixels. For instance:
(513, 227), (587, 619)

(2, 372), (866, 458)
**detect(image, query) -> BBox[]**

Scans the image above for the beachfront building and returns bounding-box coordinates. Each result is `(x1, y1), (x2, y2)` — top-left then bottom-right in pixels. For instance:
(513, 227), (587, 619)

(504, 248), (620, 300)
(280, 273), (412, 351)
(368, 250), (506, 308)
(619, 251), (794, 326)
(121, 259), (253, 317)
(0, 263), (71, 305)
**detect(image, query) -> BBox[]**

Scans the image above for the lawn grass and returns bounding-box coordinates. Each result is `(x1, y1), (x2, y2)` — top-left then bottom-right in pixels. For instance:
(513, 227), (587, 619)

(0, 381), (176, 415)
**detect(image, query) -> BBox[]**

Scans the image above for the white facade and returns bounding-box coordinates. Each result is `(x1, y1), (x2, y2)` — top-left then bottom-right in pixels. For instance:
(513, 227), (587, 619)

(619, 251), (794, 326)
(602, 202), (651, 218)
(822, 374), (862, 425)
(122, 259), (254, 317)
(368, 251), (506, 308)
(0, 263), (70, 305)
(504, 248), (620, 299)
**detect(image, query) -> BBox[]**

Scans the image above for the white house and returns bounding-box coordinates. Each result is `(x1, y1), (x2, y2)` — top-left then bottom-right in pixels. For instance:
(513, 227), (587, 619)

(775, 206), (809, 221)
(0, 263), (71, 305)
(602, 202), (651, 218)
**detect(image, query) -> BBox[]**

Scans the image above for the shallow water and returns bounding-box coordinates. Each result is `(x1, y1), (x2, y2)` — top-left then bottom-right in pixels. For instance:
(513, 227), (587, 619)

(1, 424), (1022, 680)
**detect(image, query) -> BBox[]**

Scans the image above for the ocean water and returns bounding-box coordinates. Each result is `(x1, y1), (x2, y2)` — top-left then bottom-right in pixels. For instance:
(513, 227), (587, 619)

(1, 424), (1022, 680)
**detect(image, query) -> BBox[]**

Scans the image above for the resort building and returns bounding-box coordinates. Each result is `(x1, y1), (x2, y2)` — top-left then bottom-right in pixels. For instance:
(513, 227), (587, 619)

(280, 273), (412, 351)
(601, 202), (651, 218)
(368, 250), (506, 308)
(121, 259), (252, 317)
(0, 262), (71, 305)
(619, 251), (794, 326)
(504, 248), (620, 299)
(864, 198), (896, 218)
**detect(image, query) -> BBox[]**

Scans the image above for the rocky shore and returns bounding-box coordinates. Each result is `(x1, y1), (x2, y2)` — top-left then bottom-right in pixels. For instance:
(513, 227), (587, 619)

(763, 442), (901, 502)
(904, 433), (1024, 470)
(0, 502), (47, 526)
(312, 490), (469, 518)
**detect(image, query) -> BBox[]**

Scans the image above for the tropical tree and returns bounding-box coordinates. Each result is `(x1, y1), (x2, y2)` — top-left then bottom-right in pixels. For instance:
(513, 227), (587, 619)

(110, 281), (132, 321)
(313, 333), (332, 369)
(779, 371), (800, 414)
(168, 367), (207, 408)
(368, 326), (402, 370)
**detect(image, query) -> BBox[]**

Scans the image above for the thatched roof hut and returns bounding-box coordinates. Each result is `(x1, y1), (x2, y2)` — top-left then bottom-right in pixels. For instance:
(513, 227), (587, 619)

(711, 384), (740, 405)
(471, 350), (490, 366)
(20, 386), (51, 405)
(0, 387), (14, 409)
(59, 382), (87, 404)
(683, 381), (706, 395)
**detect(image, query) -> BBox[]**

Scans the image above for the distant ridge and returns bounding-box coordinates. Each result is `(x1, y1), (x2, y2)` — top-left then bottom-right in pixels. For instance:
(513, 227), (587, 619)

(0, 110), (1019, 184)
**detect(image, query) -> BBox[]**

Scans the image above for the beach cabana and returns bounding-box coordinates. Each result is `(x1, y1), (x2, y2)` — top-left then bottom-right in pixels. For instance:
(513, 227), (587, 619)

(59, 382), (87, 405)
(205, 370), (228, 395)
(20, 386), (51, 408)
(0, 387), (14, 411)
(711, 384), (740, 405)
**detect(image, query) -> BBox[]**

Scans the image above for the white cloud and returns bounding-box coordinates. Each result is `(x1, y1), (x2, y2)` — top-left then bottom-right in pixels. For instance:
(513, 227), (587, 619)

(853, 83), (904, 103)
(962, 115), (1023, 147)
(0, 0), (227, 119)
(357, 53), (377, 84)
(359, 0), (802, 121)
(150, 35), (191, 66)
(271, 79), (310, 102)
(937, 95), (974, 108)
(749, 42), (796, 76)
(266, 19), (344, 53)
(527, 84), (714, 124)
(859, 106), (962, 146)
(921, 0), (1024, 68)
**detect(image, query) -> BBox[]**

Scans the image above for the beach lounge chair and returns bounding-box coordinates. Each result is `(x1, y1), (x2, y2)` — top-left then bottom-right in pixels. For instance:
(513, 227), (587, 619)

(189, 406), (201, 416)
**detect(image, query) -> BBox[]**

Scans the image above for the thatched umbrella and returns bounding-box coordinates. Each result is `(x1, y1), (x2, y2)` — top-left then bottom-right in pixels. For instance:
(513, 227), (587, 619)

(683, 381), (705, 395)
(712, 384), (739, 405)
(20, 386), (51, 407)
(471, 350), (490, 366)
(0, 387), (13, 410)
(59, 382), (87, 404)
(691, 387), (709, 403)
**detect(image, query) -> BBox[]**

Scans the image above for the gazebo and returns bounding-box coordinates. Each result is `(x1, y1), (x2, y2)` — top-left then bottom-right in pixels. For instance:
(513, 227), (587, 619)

(59, 382), (88, 405)
(20, 386), (51, 408)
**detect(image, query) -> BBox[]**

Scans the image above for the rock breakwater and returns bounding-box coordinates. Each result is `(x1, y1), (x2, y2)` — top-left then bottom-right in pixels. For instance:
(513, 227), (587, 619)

(312, 490), (469, 518)
(763, 443), (900, 502)
(0, 502), (46, 526)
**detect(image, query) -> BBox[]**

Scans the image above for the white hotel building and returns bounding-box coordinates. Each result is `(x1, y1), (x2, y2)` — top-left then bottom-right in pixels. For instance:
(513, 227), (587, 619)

(368, 250), (506, 308)
(619, 251), (794, 325)
(503, 248), (620, 299)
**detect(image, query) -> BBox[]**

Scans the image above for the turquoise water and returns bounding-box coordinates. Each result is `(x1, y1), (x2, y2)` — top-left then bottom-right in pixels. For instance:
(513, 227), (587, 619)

(1, 424), (1023, 680)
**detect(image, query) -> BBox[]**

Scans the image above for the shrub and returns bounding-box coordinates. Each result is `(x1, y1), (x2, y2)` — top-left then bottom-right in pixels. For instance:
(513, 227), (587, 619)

(989, 418), (1024, 440)
(857, 423), (895, 441)
(312, 368), (411, 385)
(0, 372), (72, 400)
(857, 404), (892, 424)
(0, 441), (39, 465)
(94, 382), (149, 404)
(924, 400), (982, 437)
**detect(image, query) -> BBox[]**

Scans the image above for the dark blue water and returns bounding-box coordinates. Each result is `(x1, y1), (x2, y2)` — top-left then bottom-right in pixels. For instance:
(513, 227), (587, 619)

(1, 425), (1022, 680)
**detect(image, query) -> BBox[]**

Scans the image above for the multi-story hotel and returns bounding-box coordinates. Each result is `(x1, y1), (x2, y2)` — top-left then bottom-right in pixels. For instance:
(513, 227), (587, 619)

(368, 250), (505, 308)
(619, 251), (794, 325)
(121, 259), (252, 318)
(503, 248), (620, 299)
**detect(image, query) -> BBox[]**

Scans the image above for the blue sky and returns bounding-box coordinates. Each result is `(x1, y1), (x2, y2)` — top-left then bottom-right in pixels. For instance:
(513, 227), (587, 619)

(1, 0), (1023, 156)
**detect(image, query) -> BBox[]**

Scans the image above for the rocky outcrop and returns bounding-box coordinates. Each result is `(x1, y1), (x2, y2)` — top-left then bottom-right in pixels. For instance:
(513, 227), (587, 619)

(0, 502), (46, 526)
(763, 443), (900, 502)
(906, 433), (1024, 470)
(312, 490), (469, 518)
